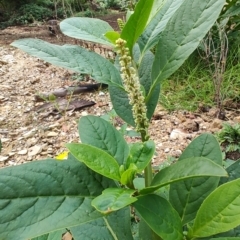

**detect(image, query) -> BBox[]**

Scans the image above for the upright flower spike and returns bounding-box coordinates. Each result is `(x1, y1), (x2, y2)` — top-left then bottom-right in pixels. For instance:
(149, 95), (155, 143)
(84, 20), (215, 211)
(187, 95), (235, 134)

(117, 18), (125, 32)
(115, 38), (149, 140)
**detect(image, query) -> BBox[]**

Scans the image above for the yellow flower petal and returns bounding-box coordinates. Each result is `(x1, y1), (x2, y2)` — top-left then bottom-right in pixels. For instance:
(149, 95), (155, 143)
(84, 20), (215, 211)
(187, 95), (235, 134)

(55, 151), (69, 160)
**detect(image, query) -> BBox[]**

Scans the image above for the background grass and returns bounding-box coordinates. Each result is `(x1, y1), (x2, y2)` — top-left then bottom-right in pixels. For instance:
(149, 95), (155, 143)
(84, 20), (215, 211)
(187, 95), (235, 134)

(159, 51), (240, 112)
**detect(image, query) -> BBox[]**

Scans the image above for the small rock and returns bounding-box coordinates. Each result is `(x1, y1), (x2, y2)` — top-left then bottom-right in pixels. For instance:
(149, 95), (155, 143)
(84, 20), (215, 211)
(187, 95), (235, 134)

(8, 160), (16, 166)
(23, 129), (37, 138)
(98, 91), (105, 96)
(0, 156), (9, 162)
(164, 148), (170, 153)
(28, 145), (43, 156)
(172, 150), (182, 158)
(211, 119), (223, 129)
(8, 152), (15, 156)
(18, 149), (28, 155)
(47, 147), (53, 153)
(47, 131), (58, 137)
(1, 138), (10, 143)
(233, 116), (240, 124)
(30, 77), (40, 84)
(182, 119), (199, 132)
(81, 111), (88, 116)
(26, 138), (38, 147)
(48, 123), (60, 129)
(40, 151), (48, 155)
(170, 129), (189, 140)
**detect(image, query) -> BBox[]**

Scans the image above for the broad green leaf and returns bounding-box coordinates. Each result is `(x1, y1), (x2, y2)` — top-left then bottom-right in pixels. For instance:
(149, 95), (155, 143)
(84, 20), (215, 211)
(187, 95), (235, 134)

(220, 159), (240, 185)
(191, 178), (240, 238)
(140, 157), (227, 194)
(205, 224), (240, 239)
(70, 207), (133, 240)
(60, 17), (114, 46)
(147, 0), (166, 23)
(138, 218), (154, 240)
(120, 164), (138, 187)
(109, 85), (135, 126)
(126, 140), (155, 171)
(133, 194), (183, 240)
(169, 133), (223, 224)
(138, 50), (160, 119)
(11, 39), (122, 86)
(31, 229), (66, 240)
(92, 188), (137, 214)
(79, 116), (129, 166)
(133, 178), (145, 191)
(105, 31), (120, 44)
(66, 143), (121, 181)
(149, 0), (225, 99)
(0, 156), (115, 240)
(138, 0), (185, 55)
(178, 133), (223, 162)
(121, 0), (154, 54)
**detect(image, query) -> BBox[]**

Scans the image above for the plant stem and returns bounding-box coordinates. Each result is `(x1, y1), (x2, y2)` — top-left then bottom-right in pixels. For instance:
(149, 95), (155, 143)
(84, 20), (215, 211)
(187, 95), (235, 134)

(144, 162), (153, 187)
(141, 132), (152, 187)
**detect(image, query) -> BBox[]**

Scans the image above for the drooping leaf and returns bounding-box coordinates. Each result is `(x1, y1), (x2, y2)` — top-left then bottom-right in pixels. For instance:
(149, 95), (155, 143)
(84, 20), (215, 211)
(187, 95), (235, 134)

(169, 133), (224, 224)
(126, 140), (155, 171)
(138, 0), (185, 55)
(0, 155), (115, 240)
(30, 229), (66, 240)
(60, 17), (114, 46)
(133, 194), (183, 240)
(121, 0), (154, 54)
(109, 85), (135, 126)
(140, 157), (227, 194)
(149, 0), (225, 98)
(66, 143), (121, 181)
(92, 188), (137, 214)
(191, 179), (240, 238)
(138, 50), (160, 119)
(120, 164), (138, 187)
(220, 159), (240, 185)
(70, 207), (133, 240)
(11, 39), (122, 86)
(79, 116), (129, 166)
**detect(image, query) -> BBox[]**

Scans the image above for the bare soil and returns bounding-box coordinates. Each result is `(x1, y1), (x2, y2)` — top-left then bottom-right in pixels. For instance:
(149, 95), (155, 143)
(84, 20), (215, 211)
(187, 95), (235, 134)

(0, 16), (240, 169)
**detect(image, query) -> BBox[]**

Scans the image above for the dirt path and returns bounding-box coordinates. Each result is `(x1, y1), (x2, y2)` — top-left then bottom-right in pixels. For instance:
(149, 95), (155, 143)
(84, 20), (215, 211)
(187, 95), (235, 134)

(0, 18), (239, 168)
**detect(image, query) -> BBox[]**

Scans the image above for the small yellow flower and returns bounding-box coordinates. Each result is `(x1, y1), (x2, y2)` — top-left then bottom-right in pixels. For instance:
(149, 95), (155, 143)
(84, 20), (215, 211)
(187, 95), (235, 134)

(55, 151), (69, 160)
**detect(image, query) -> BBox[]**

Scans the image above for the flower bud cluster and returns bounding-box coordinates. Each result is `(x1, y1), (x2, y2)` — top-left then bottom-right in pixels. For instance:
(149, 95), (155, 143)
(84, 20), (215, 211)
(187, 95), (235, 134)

(115, 38), (149, 138)
(117, 18), (125, 31)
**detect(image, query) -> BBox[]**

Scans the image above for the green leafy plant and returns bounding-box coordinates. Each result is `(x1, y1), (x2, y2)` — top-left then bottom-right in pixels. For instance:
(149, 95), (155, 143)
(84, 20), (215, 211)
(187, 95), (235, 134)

(2, 0), (240, 239)
(9, 3), (53, 25)
(217, 123), (240, 153)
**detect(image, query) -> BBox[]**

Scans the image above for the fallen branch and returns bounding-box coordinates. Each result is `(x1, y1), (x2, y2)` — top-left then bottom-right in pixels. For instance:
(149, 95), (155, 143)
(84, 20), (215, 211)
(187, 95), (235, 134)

(33, 98), (95, 113)
(35, 83), (108, 102)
